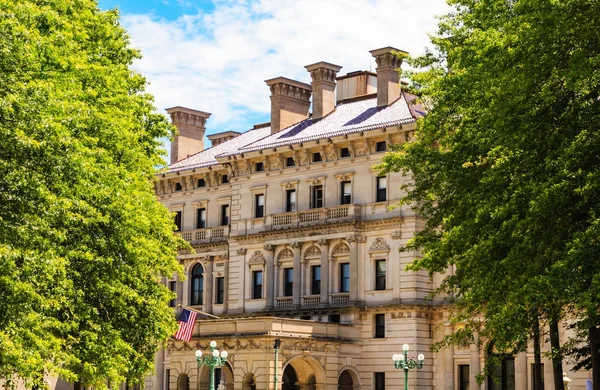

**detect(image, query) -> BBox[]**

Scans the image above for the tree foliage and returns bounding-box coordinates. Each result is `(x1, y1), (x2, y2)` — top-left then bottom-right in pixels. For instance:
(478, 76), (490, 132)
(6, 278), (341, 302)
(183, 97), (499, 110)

(0, 0), (184, 387)
(378, 0), (600, 382)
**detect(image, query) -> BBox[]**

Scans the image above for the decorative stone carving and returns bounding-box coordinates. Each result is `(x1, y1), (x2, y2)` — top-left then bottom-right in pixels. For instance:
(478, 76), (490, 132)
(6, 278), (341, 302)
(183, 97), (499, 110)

(347, 235), (366, 243)
(326, 145), (336, 161)
(263, 244), (274, 252)
(391, 230), (402, 240)
(335, 172), (354, 182)
(291, 241), (301, 249)
(236, 248), (247, 256)
(278, 249), (294, 260)
(332, 243), (350, 254)
(317, 238), (329, 247)
(248, 250), (265, 265)
(369, 237), (389, 251)
(304, 246), (321, 258)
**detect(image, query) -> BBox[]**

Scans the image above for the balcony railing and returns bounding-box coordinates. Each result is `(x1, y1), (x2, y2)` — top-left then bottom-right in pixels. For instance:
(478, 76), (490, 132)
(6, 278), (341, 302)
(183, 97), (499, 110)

(330, 293), (350, 306)
(178, 226), (229, 243)
(302, 295), (320, 307)
(275, 297), (294, 309)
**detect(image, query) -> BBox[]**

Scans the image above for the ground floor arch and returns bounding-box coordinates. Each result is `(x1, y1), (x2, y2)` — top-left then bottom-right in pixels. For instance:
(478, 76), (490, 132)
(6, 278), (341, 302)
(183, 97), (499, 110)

(338, 367), (360, 390)
(282, 355), (326, 390)
(198, 362), (234, 390)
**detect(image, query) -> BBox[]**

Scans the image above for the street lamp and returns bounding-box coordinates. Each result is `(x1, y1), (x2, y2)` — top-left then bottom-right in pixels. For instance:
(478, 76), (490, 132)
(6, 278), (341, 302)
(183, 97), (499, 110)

(195, 341), (228, 390)
(392, 344), (425, 390)
(273, 339), (281, 390)
(563, 373), (571, 390)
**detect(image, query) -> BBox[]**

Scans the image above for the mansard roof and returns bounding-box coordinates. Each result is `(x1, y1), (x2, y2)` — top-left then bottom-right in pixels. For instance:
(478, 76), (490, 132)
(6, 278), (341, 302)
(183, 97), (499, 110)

(166, 92), (420, 173)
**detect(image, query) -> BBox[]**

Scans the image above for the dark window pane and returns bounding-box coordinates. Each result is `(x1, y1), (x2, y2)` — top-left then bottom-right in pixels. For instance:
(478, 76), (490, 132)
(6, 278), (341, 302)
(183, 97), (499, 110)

(286, 157), (295, 167)
(375, 260), (386, 291)
(311, 185), (323, 209)
(190, 264), (204, 305)
(215, 277), (225, 304)
(196, 208), (206, 229)
(340, 147), (351, 158)
(311, 265), (321, 295)
(340, 263), (350, 293)
(221, 175), (229, 184)
(286, 189), (296, 212)
(174, 211), (182, 232)
(168, 281), (177, 307)
(255, 162), (264, 172)
(375, 313), (385, 338)
(376, 177), (387, 202)
(197, 178), (206, 187)
(284, 268), (293, 297)
(175, 182), (182, 191)
(328, 314), (340, 323)
(341, 181), (352, 205)
(374, 372), (385, 390)
(255, 194), (265, 218)
(376, 141), (387, 152)
(313, 152), (322, 162)
(221, 204), (229, 226)
(459, 365), (470, 390)
(252, 271), (263, 299)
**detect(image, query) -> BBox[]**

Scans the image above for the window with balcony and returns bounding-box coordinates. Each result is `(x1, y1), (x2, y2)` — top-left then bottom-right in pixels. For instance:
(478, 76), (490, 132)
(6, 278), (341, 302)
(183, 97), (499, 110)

(190, 264), (203, 306)
(311, 185), (323, 209)
(286, 157), (295, 167)
(375, 260), (386, 291)
(196, 208), (206, 229)
(311, 265), (321, 295)
(215, 277), (225, 304)
(284, 268), (293, 297)
(220, 204), (229, 226)
(340, 181), (352, 205)
(252, 270), (263, 299)
(174, 211), (182, 232)
(340, 147), (351, 158)
(255, 162), (264, 172)
(313, 152), (322, 162)
(168, 281), (177, 307)
(374, 313), (385, 338)
(376, 141), (387, 152)
(255, 194), (265, 218)
(286, 189), (297, 212)
(376, 176), (387, 202)
(197, 178), (206, 188)
(340, 263), (350, 293)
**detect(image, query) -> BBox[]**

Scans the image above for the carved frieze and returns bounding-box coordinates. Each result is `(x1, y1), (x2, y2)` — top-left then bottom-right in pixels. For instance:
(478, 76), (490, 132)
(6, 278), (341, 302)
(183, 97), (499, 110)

(332, 243), (350, 254)
(304, 246), (321, 258)
(369, 237), (389, 251)
(278, 248), (294, 261)
(248, 250), (265, 266)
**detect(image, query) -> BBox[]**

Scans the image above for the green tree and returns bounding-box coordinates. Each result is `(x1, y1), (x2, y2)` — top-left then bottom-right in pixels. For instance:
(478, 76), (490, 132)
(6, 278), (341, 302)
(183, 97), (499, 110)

(378, 0), (600, 388)
(0, 0), (184, 387)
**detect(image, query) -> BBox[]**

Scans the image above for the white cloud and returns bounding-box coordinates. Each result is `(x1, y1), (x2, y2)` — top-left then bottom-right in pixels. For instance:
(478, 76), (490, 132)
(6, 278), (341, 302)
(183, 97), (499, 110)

(121, 0), (450, 134)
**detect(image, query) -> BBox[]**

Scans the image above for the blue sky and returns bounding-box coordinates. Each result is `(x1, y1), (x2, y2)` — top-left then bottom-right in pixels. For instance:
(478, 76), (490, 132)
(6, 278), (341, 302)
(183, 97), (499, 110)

(96, 0), (450, 141)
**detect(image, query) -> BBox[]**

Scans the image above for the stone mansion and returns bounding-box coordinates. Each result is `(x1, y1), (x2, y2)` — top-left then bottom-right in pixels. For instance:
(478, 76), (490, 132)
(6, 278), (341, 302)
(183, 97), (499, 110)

(146, 47), (590, 390)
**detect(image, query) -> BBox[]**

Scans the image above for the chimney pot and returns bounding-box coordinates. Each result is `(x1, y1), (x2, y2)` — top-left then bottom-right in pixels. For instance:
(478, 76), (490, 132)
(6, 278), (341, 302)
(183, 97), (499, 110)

(305, 61), (342, 119)
(166, 106), (211, 165)
(369, 46), (408, 106)
(265, 77), (312, 134)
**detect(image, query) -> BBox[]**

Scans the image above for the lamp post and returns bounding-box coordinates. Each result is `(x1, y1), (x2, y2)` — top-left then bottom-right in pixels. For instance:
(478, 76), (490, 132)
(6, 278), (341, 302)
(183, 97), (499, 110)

(273, 339), (281, 390)
(392, 344), (425, 390)
(563, 373), (571, 390)
(195, 341), (228, 390)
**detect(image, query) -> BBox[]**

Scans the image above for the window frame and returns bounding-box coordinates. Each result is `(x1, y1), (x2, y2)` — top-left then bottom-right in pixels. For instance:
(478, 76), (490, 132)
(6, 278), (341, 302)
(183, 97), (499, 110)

(340, 147), (351, 158)
(215, 276), (225, 304)
(340, 180), (352, 205)
(168, 281), (177, 307)
(197, 178), (206, 188)
(285, 156), (295, 167)
(459, 364), (470, 390)
(375, 141), (387, 152)
(255, 193), (265, 218)
(190, 263), (204, 306)
(339, 262), (350, 293)
(375, 259), (387, 291)
(196, 207), (206, 229)
(374, 372), (385, 390)
(220, 204), (229, 226)
(284, 268), (294, 297)
(374, 313), (385, 338)
(312, 152), (322, 163)
(311, 185), (324, 209)
(376, 176), (387, 202)
(174, 210), (182, 232)
(252, 270), (263, 299)
(311, 265), (321, 295)
(255, 161), (265, 172)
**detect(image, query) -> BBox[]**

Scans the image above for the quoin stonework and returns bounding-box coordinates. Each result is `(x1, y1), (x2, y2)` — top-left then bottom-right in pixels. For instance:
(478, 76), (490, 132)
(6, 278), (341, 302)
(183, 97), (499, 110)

(145, 47), (591, 390)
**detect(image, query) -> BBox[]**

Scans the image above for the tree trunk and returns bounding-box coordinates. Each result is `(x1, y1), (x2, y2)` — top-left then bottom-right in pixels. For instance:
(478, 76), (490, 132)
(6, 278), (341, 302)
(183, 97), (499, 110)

(533, 316), (543, 390)
(550, 318), (564, 390)
(590, 325), (600, 390)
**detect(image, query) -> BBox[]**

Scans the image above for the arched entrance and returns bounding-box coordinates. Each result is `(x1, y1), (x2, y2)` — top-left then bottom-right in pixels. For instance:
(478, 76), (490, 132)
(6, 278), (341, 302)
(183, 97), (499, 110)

(198, 362), (234, 390)
(242, 373), (256, 390)
(282, 365), (298, 390)
(338, 368), (361, 390)
(177, 373), (189, 390)
(282, 355), (326, 390)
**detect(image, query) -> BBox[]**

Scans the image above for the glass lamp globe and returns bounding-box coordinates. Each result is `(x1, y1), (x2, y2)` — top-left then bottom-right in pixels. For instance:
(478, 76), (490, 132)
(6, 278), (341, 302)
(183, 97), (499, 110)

(402, 344), (410, 351)
(210, 340), (217, 348)
(195, 350), (202, 358)
(392, 354), (400, 361)
(220, 351), (228, 359)
(418, 354), (425, 361)
(212, 349), (219, 357)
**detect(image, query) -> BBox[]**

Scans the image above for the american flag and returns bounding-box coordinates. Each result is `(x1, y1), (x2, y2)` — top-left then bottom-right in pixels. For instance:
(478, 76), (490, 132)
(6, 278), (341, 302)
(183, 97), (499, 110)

(174, 308), (197, 342)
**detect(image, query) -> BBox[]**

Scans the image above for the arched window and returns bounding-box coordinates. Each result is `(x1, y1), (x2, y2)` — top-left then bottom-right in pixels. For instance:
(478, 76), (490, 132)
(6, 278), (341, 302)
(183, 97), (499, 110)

(191, 263), (204, 305)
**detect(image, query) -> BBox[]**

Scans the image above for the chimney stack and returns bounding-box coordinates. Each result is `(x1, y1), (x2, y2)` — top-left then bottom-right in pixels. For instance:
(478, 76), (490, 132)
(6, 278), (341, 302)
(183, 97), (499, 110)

(305, 61), (342, 119)
(265, 77), (312, 134)
(369, 46), (407, 106)
(166, 106), (211, 165)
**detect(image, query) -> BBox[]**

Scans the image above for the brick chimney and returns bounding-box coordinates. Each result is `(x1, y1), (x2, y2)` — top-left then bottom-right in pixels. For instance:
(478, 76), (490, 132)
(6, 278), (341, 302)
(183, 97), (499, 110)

(369, 46), (408, 106)
(305, 62), (342, 119)
(265, 77), (312, 134)
(166, 106), (211, 165)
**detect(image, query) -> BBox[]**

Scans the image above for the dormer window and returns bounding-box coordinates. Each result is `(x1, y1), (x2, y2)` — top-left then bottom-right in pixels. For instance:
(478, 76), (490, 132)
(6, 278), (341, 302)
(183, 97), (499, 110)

(255, 162), (264, 172)
(221, 175), (229, 184)
(197, 178), (206, 188)
(340, 147), (351, 158)
(286, 157), (295, 167)
(376, 141), (387, 152)
(174, 182), (183, 191)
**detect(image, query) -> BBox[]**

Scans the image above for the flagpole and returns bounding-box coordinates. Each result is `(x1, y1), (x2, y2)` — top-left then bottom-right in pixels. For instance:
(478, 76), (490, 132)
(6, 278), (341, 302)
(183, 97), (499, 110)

(178, 304), (221, 319)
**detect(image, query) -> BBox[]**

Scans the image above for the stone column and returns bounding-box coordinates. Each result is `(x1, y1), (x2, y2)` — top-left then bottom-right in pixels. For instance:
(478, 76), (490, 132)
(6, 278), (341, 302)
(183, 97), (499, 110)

(204, 257), (213, 313)
(292, 242), (302, 306)
(391, 230), (402, 303)
(264, 244), (275, 309)
(470, 336), (481, 390)
(318, 239), (329, 305)
(347, 235), (364, 302)
(445, 323), (455, 390)
(516, 352), (528, 390)
(223, 254), (229, 312)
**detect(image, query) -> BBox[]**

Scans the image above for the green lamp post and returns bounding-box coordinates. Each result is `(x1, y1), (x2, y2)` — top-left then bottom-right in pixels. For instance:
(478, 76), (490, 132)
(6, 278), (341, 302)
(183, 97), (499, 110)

(195, 341), (228, 390)
(392, 344), (425, 390)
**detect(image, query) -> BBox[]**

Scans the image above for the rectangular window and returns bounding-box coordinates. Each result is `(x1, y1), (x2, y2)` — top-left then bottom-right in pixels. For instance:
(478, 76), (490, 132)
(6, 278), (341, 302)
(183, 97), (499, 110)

(284, 268), (294, 297)
(374, 313), (385, 338)
(313, 152), (322, 162)
(196, 208), (206, 229)
(174, 182), (183, 191)
(220, 204), (229, 226)
(340, 263), (350, 293)
(376, 176), (387, 202)
(374, 372), (385, 390)
(328, 314), (340, 323)
(340, 147), (351, 158)
(252, 270), (263, 299)
(459, 365), (470, 390)
(215, 277), (225, 304)
(286, 157), (295, 167)
(286, 189), (297, 212)
(197, 178), (206, 188)
(174, 211), (182, 232)
(489, 357), (515, 390)
(531, 363), (544, 390)
(255, 162), (264, 172)
(221, 175), (229, 184)
(255, 194), (265, 218)
(341, 181), (352, 205)
(168, 281), (177, 307)
(165, 369), (170, 390)
(376, 141), (387, 152)
(375, 260), (386, 291)
(311, 265), (321, 295)
(311, 185), (323, 209)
